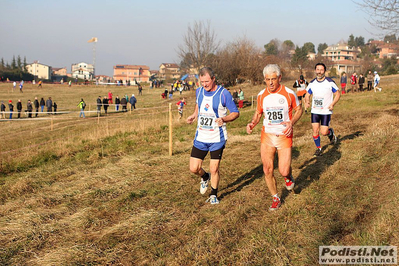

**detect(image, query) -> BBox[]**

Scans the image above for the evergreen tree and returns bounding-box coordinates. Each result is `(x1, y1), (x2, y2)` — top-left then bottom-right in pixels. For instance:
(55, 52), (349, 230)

(264, 40), (279, 56)
(11, 55), (17, 70)
(17, 55), (22, 71)
(348, 34), (356, 47)
(303, 42), (315, 54)
(355, 36), (365, 47)
(317, 43), (328, 54)
(23, 56), (27, 73)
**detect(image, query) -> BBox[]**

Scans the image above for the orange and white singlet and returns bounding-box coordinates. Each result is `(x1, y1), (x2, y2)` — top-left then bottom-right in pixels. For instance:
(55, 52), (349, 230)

(257, 85), (300, 136)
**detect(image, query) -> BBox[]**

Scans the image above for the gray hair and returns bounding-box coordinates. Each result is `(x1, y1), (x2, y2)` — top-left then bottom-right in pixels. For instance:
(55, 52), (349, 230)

(262, 64), (281, 77)
(199, 67), (215, 78)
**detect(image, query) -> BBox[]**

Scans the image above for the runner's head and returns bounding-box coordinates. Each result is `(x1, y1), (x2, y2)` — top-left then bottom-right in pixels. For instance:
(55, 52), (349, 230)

(263, 64), (282, 92)
(199, 67), (217, 91)
(315, 63), (326, 81)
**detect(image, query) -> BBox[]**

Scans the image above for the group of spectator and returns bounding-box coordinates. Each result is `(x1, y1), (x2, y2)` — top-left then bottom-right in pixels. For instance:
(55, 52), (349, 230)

(340, 70), (381, 93)
(91, 92), (137, 117)
(1, 97), (56, 119)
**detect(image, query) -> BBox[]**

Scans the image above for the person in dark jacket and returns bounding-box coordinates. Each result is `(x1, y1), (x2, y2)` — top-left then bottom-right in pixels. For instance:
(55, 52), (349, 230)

(358, 74), (365, 92)
(53, 102), (57, 114)
(129, 94), (137, 110)
(17, 99), (22, 118)
(96, 96), (102, 115)
(1, 101), (5, 119)
(115, 95), (120, 111)
(40, 97), (45, 112)
(34, 97), (39, 117)
(8, 100), (14, 119)
(120, 96), (127, 112)
(27, 100), (33, 118)
(46, 97), (53, 114)
(102, 96), (109, 114)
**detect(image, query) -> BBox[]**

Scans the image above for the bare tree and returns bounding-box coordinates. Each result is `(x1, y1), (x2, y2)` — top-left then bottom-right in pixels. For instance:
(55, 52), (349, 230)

(177, 20), (220, 73)
(356, 0), (399, 34)
(210, 37), (265, 86)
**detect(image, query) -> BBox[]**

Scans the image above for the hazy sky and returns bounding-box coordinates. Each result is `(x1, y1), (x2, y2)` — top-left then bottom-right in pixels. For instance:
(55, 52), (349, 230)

(1, 0), (376, 76)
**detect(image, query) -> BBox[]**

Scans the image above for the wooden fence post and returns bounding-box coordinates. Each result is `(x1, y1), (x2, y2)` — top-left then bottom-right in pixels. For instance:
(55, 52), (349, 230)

(169, 103), (172, 156)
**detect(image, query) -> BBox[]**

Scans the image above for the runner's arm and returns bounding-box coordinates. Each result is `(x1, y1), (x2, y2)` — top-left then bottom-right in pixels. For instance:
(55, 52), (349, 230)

(246, 110), (262, 134)
(328, 90), (341, 111)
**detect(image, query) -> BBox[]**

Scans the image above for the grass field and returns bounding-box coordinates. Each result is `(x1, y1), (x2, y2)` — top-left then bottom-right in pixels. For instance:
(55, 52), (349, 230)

(0, 76), (398, 265)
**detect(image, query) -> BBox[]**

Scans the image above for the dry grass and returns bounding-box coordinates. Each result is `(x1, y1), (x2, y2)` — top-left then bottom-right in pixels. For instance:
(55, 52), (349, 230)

(0, 76), (398, 265)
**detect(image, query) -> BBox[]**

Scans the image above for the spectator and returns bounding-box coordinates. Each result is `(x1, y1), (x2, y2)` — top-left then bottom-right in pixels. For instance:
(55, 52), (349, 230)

(97, 96), (102, 115)
(129, 94), (137, 110)
(102, 96), (109, 114)
(238, 88), (245, 108)
(120, 96), (127, 112)
(8, 100), (14, 119)
(27, 100), (33, 118)
(53, 102), (57, 114)
(358, 74), (365, 91)
(366, 70), (373, 91)
(169, 85), (173, 100)
(78, 98), (86, 118)
(115, 95), (120, 111)
(340, 72), (347, 94)
(350, 72), (358, 93)
(232, 90), (238, 104)
(46, 97), (53, 114)
(17, 99), (22, 118)
(34, 97), (39, 117)
(108, 91), (113, 104)
(1, 101), (5, 119)
(40, 97), (45, 112)
(138, 84), (143, 96)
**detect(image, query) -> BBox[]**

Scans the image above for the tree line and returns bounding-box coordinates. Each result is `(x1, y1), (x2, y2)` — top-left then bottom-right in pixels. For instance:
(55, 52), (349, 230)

(178, 20), (399, 87)
(0, 55), (34, 81)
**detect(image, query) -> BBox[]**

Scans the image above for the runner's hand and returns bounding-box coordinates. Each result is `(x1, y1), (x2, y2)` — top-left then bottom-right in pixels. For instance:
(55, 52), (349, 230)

(281, 121), (293, 137)
(187, 115), (196, 124)
(215, 117), (224, 127)
(246, 122), (255, 134)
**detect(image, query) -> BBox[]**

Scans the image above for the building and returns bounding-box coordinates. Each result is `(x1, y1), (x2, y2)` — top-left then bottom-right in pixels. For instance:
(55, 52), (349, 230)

(378, 43), (399, 59)
(322, 44), (361, 61)
(113, 65), (150, 84)
(159, 63), (180, 81)
(52, 67), (67, 82)
(330, 60), (363, 76)
(366, 40), (399, 58)
(26, 61), (52, 80)
(71, 62), (95, 80)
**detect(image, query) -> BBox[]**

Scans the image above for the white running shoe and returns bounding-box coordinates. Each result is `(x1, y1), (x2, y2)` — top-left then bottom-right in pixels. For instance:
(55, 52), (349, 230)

(206, 195), (219, 204)
(200, 177), (209, 195)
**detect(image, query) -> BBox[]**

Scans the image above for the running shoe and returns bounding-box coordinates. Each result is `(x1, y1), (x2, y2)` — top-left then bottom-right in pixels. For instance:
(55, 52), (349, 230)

(206, 195), (219, 204)
(329, 128), (337, 144)
(269, 196), (281, 211)
(284, 175), (295, 190)
(200, 176), (209, 195)
(313, 148), (322, 157)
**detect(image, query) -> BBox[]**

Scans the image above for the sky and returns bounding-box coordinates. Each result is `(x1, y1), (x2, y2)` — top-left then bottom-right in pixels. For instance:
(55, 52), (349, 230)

(0, 0), (377, 77)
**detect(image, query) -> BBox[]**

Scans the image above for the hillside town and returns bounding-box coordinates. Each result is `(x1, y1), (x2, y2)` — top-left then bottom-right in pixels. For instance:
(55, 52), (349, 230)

(1, 35), (398, 86)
